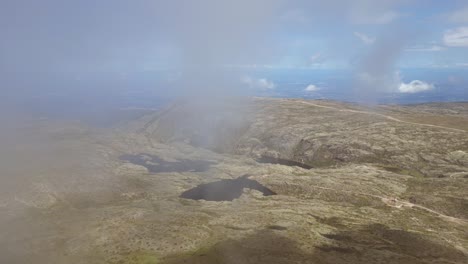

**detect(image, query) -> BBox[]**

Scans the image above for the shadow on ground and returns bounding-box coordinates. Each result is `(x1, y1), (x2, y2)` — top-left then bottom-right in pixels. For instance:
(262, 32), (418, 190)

(161, 223), (467, 264)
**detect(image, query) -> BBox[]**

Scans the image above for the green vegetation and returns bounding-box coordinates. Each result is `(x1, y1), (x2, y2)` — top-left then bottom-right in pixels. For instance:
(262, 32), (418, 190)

(122, 252), (159, 264)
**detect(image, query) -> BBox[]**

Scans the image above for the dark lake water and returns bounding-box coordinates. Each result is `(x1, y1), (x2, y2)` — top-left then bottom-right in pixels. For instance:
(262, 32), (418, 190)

(120, 154), (216, 173)
(180, 175), (276, 201)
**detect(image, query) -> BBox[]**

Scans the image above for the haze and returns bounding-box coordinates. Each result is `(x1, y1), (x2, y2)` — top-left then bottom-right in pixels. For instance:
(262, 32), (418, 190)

(1, 1), (467, 264)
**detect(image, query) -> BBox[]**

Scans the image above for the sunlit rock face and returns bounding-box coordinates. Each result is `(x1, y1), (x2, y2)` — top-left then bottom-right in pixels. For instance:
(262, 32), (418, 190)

(1, 98), (468, 264)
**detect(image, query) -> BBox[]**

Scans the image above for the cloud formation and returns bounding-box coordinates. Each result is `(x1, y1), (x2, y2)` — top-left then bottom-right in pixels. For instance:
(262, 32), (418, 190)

(241, 76), (276, 90)
(398, 80), (434, 93)
(354, 32), (376, 45)
(353, 26), (414, 103)
(405, 45), (444, 52)
(444, 27), (468, 47)
(304, 84), (320, 92)
(309, 52), (327, 65)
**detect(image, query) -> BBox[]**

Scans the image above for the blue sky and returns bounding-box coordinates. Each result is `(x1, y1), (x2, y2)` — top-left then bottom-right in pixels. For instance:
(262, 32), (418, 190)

(2, 0), (468, 72)
(1, 0), (468, 101)
(270, 1), (468, 70)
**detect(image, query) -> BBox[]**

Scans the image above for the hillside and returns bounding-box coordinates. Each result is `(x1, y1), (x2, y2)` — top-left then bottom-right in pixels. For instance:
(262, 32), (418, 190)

(1, 98), (467, 263)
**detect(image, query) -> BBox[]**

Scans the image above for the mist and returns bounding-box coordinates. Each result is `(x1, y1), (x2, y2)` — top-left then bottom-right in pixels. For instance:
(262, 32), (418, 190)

(1, 1), (467, 263)
(352, 24), (416, 103)
(0, 0), (438, 210)
(0, 0), (450, 198)
(1, 0), (430, 119)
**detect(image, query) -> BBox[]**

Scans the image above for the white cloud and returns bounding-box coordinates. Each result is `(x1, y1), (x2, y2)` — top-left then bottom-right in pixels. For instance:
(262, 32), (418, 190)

(304, 84), (320, 92)
(405, 45), (445, 52)
(398, 80), (434, 93)
(354, 32), (376, 45)
(241, 76), (275, 90)
(356, 71), (433, 94)
(443, 27), (468, 47)
(448, 7), (468, 23)
(257, 78), (275, 89)
(309, 52), (326, 65)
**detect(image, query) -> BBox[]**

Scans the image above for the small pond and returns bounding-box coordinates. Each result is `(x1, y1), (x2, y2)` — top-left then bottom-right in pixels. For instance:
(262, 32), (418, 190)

(180, 175), (276, 201)
(120, 153), (216, 173)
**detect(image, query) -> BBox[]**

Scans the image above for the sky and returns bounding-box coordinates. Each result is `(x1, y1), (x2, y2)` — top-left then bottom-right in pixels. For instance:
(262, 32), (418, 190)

(2, 0), (468, 71)
(1, 0), (468, 108)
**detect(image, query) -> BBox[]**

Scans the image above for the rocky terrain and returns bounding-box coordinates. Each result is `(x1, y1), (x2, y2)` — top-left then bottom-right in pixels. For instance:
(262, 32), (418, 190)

(1, 98), (467, 264)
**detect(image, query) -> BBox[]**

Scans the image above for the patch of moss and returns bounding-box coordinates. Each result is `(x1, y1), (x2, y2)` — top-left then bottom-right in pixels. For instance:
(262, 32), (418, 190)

(162, 243), (222, 264)
(123, 252), (160, 264)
